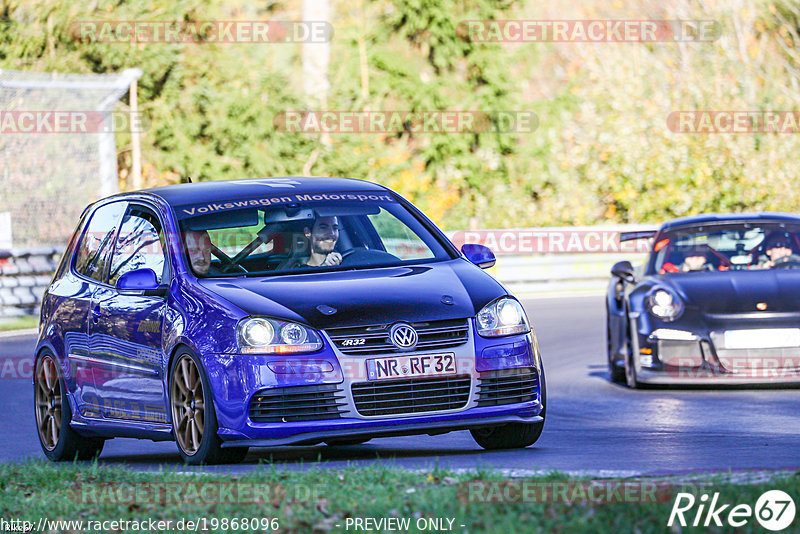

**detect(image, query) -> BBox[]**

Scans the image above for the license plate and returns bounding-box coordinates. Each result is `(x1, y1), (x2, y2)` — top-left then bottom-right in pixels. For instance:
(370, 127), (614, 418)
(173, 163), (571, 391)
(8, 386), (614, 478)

(366, 353), (457, 381)
(723, 328), (800, 349)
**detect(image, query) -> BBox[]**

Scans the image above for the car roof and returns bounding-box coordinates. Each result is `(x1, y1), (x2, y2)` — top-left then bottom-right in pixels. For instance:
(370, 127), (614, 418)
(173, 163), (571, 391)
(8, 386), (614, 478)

(135, 177), (389, 206)
(660, 212), (800, 232)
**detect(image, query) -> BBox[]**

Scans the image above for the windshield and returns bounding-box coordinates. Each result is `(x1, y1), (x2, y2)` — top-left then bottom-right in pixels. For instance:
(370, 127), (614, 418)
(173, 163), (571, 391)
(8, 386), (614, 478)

(651, 222), (800, 274)
(176, 192), (452, 277)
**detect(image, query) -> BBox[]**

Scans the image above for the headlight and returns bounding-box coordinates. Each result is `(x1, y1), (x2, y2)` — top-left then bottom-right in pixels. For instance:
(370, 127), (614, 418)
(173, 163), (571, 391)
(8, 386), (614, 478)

(236, 317), (322, 354)
(649, 328), (697, 341)
(477, 297), (530, 337)
(646, 288), (683, 322)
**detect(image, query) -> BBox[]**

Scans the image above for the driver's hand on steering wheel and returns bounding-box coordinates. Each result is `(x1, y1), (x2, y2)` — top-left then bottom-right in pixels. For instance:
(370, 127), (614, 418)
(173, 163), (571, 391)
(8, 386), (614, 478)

(321, 252), (342, 266)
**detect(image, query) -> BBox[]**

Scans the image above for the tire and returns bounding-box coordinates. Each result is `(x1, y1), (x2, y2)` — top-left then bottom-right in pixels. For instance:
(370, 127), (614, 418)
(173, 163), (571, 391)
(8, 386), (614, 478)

(169, 349), (248, 465)
(624, 341), (639, 389)
(34, 351), (105, 461)
(325, 437), (371, 446)
(471, 364), (547, 450)
(607, 324), (626, 384)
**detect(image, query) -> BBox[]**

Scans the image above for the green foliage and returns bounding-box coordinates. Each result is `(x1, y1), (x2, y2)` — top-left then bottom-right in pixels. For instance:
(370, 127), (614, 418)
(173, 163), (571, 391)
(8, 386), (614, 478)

(3, 460), (800, 534)
(2, 0), (800, 232)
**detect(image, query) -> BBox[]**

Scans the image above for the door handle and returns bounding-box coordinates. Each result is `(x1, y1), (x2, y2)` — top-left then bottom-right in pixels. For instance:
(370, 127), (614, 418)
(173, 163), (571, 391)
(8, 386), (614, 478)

(90, 306), (101, 323)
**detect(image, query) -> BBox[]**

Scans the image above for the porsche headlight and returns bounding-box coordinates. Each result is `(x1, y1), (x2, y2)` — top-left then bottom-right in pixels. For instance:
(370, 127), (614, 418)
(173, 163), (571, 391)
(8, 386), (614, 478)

(646, 288), (684, 322)
(236, 317), (322, 354)
(477, 298), (530, 337)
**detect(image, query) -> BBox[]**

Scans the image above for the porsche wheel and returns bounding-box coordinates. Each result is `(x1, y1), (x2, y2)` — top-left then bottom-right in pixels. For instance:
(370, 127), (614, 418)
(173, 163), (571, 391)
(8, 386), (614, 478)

(35, 351), (105, 461)
(624, 345), (639, 389)
(607, 324), (626, 384)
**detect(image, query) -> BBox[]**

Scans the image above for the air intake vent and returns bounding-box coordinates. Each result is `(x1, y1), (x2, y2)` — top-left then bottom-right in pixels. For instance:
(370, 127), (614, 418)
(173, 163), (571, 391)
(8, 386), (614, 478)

(351, 375), (471, 416)
(249, 384), (347, 423)
(477, 367), (539, 406)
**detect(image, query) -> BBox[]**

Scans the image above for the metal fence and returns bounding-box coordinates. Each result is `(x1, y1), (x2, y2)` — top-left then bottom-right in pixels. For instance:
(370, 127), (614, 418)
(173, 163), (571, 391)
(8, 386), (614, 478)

(0, 247), (62, 317)
(488, 252), (647, 296)
(0, 68), (141, 248)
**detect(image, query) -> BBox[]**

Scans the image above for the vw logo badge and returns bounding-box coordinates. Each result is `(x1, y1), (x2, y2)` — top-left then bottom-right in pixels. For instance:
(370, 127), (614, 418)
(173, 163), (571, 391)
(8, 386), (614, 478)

(389, 323), (418, 350)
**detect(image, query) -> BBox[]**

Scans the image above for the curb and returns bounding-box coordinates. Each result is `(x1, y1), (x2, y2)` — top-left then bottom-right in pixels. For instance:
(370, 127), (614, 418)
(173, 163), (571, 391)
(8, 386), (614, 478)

(0, 328), (38, 339)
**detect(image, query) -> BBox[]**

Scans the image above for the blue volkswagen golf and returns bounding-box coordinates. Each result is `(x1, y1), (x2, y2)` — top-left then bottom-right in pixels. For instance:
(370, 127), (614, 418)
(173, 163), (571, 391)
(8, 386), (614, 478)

(34, 177), (546, 464)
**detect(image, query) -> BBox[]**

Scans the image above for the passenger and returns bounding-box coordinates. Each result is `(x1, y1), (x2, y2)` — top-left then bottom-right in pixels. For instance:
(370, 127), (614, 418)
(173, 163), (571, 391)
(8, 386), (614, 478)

(756, 231), (800, 269)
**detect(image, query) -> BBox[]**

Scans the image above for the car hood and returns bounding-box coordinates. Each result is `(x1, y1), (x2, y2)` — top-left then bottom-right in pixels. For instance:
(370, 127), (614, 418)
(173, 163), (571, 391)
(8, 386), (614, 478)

(198, 259), (506, 329)
(655, 270), (800, 314)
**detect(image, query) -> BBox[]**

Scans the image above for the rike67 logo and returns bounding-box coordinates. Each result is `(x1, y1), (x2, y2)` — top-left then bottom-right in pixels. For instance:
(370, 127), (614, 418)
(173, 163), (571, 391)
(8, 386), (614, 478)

(668, 490), (796, 531)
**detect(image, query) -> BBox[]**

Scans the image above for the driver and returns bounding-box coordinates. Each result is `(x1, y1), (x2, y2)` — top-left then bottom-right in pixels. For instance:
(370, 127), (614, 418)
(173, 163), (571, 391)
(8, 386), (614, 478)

(185, 230), (220, 276)
(756, 231), (800, 269)
(680, 249), (711, 272)
(281, 216), (342, 269)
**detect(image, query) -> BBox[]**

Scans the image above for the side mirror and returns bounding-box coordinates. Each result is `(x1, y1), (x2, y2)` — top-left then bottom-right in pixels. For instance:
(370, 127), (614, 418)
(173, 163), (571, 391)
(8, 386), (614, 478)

(116, 268), (168, 297)
(462, 244), (496, 269)
(611, 260), (636, 283)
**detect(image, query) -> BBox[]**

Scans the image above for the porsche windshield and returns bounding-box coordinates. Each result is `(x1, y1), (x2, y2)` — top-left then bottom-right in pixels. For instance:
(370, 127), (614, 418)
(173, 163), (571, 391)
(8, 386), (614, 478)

(176, 193), (451, 277)
(652, 222), (800, 274)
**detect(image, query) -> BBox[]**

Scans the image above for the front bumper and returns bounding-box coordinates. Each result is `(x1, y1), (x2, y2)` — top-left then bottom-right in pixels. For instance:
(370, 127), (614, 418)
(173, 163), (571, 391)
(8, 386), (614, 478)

(636, 366), (800, 385)
(202, 324), (544, 444)
(630, 314), (800, 385)
(220, 410), (543, 447)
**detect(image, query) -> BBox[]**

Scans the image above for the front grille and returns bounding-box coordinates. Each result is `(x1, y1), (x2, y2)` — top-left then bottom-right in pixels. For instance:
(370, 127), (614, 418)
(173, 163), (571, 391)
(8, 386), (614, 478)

(477, 367), (539, 406)
(714, 347), (800, 370)
(351, 375), (471, 416)
(658, 339), (705, 366)
(327, 318), (469, 355)
(249, 384), (347, 423)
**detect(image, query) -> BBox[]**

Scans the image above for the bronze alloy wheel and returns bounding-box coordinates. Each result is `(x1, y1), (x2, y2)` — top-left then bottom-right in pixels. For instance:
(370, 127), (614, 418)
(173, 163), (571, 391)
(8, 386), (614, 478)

(35, 355), (62, 451)
(170, 354), (206, 455)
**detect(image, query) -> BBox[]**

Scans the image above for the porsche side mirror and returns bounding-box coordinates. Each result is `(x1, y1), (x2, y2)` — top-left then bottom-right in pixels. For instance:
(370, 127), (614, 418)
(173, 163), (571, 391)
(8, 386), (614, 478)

(611, 260), (636, 283)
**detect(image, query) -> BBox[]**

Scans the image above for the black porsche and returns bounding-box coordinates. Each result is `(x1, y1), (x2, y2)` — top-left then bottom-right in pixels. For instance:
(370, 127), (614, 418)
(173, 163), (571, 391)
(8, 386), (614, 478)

(607, 213), (800, 387)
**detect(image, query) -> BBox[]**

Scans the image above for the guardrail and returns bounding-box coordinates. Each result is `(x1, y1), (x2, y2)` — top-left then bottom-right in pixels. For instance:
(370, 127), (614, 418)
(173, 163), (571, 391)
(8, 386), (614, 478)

(446, 225), (656, 296)
(489, 252), (648, 296)
(0, 225), (658, 315)
(0, 247), (62, 317)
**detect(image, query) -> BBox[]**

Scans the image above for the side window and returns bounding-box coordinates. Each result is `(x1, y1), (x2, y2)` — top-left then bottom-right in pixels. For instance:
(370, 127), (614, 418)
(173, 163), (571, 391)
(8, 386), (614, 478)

(368, 208), (434, 261)
(108, 206), (167, 286)
(74, 202), (127, 282)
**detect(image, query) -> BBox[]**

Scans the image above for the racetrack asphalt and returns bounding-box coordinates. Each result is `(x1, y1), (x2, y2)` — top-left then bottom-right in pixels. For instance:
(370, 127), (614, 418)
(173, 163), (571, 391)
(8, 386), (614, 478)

(2, 296), (798, 476)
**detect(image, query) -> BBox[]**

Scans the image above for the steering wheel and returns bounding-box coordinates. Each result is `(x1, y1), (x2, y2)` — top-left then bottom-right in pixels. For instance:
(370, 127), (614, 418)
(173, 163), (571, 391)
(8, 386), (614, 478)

(338, 247), (366, 266)
(339, 247), (398, 267)
(772, 257), (800, 269)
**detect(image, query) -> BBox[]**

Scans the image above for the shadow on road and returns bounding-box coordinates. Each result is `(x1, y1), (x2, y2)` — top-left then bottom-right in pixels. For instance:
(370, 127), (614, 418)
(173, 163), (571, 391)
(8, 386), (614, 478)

(97, 442), (499, 468)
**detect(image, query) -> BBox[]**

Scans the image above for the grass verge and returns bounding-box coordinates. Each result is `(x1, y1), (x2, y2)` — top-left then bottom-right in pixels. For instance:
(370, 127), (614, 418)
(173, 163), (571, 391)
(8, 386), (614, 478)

(0, 315), (38, 332)
(0, 460), (798, 533)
